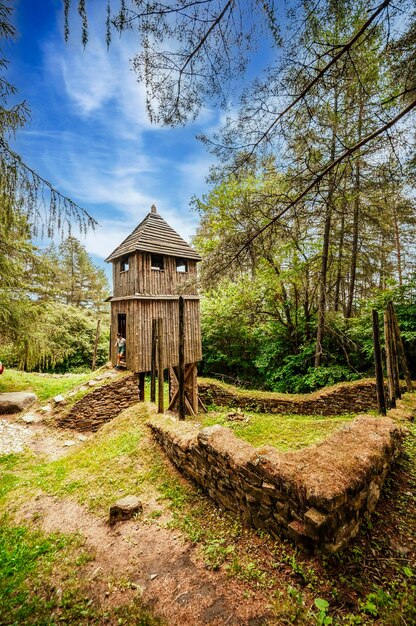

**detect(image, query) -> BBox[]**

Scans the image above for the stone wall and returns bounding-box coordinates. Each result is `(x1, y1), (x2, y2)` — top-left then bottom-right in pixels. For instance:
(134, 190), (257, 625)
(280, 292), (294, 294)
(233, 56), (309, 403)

(57, 374), (139, 431)
(199, 378), (387, 416)
(148, 415), (403, 553)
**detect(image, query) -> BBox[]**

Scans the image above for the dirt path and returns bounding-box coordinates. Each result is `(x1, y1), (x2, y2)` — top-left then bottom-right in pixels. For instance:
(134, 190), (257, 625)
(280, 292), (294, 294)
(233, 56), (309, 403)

(5, 415), (272, 626)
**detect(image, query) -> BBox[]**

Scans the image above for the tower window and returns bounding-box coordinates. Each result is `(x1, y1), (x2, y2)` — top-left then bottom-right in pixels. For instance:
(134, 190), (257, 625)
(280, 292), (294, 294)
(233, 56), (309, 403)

(120, 256), (129, 272)
(151, 254), (164, 270)
(176, 258), (188, 273)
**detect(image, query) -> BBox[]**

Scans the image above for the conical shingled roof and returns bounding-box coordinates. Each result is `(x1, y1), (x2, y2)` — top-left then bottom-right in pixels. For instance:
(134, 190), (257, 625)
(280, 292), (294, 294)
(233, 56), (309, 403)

(105, 207), (202, 263)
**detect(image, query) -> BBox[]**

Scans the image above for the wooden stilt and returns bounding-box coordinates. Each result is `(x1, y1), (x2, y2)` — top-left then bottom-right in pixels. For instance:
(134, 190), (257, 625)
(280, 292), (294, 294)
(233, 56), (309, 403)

(178, 296), (185, 420)
(151, 319), (157, 403)
(138, 372), (145, 402)
(190, 363), (198, 414)
(157, 317), (164, 414)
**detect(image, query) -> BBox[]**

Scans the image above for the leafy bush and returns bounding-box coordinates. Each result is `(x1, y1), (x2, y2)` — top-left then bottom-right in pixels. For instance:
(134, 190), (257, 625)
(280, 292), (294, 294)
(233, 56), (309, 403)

(0, 303), (109, 372)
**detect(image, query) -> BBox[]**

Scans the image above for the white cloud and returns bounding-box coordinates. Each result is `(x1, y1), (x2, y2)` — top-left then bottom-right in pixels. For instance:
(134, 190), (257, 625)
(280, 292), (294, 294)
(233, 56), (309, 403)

(42, 5), (155, 138)
(13, 0), (225, 270)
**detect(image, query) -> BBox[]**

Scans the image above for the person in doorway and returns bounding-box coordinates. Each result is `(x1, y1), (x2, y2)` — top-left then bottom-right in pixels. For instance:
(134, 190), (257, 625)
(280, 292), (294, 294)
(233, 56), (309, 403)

(115, 333), (126, 368)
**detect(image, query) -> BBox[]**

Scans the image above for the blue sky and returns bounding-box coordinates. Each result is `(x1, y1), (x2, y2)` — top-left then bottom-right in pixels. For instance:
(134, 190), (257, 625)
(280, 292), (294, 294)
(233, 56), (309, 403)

(7, 0), (235, 277)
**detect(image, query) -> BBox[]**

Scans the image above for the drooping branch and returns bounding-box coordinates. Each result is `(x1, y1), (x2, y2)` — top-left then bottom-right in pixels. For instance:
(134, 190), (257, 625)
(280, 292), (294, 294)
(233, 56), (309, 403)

(0, 138), (98, 238)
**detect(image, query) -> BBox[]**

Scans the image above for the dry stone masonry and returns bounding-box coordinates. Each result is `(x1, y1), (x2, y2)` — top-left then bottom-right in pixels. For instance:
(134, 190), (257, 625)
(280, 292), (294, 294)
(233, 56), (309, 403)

(57, 373), (139, 431)
(199, 378), (393, 416)
(149, 415), (404, 553)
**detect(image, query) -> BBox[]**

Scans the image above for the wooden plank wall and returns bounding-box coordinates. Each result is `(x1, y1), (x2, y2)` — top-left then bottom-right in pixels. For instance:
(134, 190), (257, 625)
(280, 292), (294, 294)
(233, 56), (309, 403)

(113, 252), (198, 297)
(110, 298), (202, 373)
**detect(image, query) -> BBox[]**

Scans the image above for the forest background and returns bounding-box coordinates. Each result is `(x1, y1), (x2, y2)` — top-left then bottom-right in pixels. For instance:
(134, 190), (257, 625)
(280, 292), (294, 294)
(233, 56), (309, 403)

(0, 0), (415, 392)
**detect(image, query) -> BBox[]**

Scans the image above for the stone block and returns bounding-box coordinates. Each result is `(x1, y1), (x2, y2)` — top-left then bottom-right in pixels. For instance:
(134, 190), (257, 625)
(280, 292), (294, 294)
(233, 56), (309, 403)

(287, 520), (313, 550)
(109, 495), (143, 525)
(304, 507), (328, 530)
(0, 392), (37, 414)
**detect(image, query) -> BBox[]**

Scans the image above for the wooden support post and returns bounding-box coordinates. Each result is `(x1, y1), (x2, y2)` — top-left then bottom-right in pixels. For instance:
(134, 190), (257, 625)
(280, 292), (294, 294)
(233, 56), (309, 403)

(178, 296), (185, 420)
(168, 366), (191, 410)
(372, 310), (386, 415)
(384, 308), (396, 409)
(157, 317), (164, 414)
(191, 363), (198, 415)
(138, 372), (145, 402)
(151, 319), (157, 403)
(389, 301), (413, 392)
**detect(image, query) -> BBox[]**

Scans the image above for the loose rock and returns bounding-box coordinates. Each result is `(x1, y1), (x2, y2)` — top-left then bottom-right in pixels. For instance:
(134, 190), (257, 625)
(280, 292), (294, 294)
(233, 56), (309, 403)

(109, 495), (143, 525)
(0, 392), (37, 414)
(21, 413), (36, 424)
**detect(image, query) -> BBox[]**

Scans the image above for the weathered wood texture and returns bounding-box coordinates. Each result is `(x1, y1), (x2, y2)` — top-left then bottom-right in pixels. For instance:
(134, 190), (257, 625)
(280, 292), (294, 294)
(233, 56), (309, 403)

(107, 209), (202, 376)
(110, 297), (202, 373)
(106, 209), (201, 264)
(372, 309), (386, 415)
(169, 363), (200, 416)
(112, 252), (198, 297)
(158, 317), (165, 414)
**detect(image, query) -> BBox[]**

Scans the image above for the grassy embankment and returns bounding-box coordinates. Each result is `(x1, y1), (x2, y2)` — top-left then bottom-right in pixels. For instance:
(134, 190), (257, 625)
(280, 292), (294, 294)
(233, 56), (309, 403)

(0, 371), (415, 625)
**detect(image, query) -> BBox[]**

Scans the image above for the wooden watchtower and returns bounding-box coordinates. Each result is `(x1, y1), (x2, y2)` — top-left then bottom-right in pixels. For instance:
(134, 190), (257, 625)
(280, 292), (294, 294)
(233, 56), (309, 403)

(105, 204), (202, 412)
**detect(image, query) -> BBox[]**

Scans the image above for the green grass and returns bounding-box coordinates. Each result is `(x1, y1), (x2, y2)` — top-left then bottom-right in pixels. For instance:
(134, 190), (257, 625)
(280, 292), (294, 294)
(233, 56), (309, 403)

(0, 406), (161, 512)
(0, 517), (163, 625)
(0, 369), (93, 401)
(197, 410), (354, 450)
(1, 379), (415, 626)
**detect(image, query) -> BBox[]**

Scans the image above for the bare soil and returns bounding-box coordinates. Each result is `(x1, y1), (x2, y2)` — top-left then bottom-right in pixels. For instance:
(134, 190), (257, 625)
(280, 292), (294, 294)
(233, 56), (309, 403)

(11, 418), (272, 626)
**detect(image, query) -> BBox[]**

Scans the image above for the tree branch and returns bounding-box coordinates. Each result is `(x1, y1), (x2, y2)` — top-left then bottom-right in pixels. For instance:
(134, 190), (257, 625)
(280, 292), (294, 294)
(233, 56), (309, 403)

(220, 97), (416, 272)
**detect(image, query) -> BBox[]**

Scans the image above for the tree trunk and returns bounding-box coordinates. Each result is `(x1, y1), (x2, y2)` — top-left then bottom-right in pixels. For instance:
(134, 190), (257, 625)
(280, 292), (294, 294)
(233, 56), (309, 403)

(346, 95), (364, 318)
(334, 199), (346, 312)
(315, 88), (338, 367)
(392, 201), (403, 287)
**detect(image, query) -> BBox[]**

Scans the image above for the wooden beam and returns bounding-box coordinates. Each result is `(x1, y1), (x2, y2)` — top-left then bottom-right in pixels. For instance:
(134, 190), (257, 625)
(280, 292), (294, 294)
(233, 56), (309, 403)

(151, 319), (157, 403)
(198, 395), (208, 413)
(138, 372), (145, 402)
(184, 393), (195, 416)
(158, 317), (164, 414)
(178, 296), (185, 420)
(168, 365), (193, 410)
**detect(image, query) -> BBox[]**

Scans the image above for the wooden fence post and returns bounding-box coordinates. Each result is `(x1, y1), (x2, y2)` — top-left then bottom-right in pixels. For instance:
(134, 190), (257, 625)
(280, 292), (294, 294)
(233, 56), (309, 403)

(387, 303), (401, 400)
(157, 317), (164, 414)
(151, 319), (157, 403)
(372, 309), (386, 415)
(384, 308), (396, 408)
(389, 301), (413, 392)
(178, 296), (185, 420)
